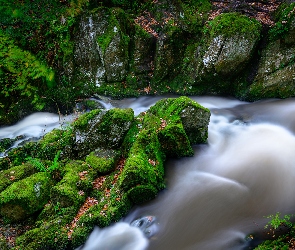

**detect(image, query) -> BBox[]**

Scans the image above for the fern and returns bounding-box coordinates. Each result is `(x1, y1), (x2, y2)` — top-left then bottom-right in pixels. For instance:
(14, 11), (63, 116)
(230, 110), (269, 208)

(26, 157), (47, 172)
(48, 150), (61, 172)
(26, 150), (61, 173)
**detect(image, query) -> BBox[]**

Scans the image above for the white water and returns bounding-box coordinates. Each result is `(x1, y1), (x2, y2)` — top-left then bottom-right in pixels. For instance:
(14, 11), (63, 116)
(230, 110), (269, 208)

(2, 96), (295, 249)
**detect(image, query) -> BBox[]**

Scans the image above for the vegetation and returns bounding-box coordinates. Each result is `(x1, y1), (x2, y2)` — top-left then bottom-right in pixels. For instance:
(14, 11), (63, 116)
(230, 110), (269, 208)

(205, 12), (261, 38)
(269, 3), (295, 42)
(0, 97), (210, 248)
(254, 213), (295, 250)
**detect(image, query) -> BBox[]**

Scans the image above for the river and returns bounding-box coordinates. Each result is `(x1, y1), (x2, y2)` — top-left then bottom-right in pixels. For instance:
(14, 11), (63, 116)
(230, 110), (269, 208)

(2, 96), (295, 250)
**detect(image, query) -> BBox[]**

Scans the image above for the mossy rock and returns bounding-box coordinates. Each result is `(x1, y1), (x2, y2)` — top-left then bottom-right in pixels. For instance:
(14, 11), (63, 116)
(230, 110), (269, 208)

(37, 128), (75, 160)
(249, 32), (295, 101)
(15, 218), (69, 250)
(158, 123), (193, 157)
(0, 172), (54, 222)
(85, 148), (120, 174)
(126, 184), (158, 204)
(73, 108), (134, 157)
(0, 163), (37, 193)
(190, 12), (261, 85)
(149, 96), (211, 144)
(50, 161), (92, 208)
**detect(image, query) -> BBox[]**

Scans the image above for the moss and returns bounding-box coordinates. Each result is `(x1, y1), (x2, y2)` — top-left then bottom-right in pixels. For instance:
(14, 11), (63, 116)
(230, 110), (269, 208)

(0, 163), (37, 192)
(178, 0), (212, 34)
(206, 12), (261, 39)
(15, 219), (70, 250)
(126, 184), (158, 204)
(119, 129), (164, 192)
(7, 141), (39, 166)
(0, 157), (12, 171)
(96, 81), (140, 98)
(37, 128), (75, 160)
(85, 149), (120, 174)
(50, 161), (92, 208)
(95, 8), (129, 54)
(0, 172), (54, 222)
(72, 109), (102, 130)
(269, 3), (295, 42)
(158, 123), (193, 157)
(0, 138), (14, 152)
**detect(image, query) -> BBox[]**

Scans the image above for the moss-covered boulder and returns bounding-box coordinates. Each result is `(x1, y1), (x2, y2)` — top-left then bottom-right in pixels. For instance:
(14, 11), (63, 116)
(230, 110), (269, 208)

(73, 108), (134, 157)
(149, 96), (211, 145)
(50, 161), (93, 208)
(248, 4), (295, 100)
(0, 163), (37, 193)
(195, 12), (262, 83)
(0, 172), (54, 222)
(71, 8), (130, 88)
(86, 148), (120, 174)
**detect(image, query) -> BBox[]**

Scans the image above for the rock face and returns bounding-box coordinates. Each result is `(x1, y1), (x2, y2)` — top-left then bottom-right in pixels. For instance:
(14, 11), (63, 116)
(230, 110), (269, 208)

(71, 8), (130, 88)
(0, 96), (210, 249)
(248, 6), (295, 99)
(66, 3), (271, 99)
(197, 13), (261, 80)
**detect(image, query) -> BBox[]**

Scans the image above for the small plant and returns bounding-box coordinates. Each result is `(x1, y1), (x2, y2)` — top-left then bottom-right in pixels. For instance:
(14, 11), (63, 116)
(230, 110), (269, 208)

(26, 150), (61, 173)
(26, 157), (47, 172)
(264, 212), (293, 232)
(254, 213), (295, 249)
(48, 150), (61, 172)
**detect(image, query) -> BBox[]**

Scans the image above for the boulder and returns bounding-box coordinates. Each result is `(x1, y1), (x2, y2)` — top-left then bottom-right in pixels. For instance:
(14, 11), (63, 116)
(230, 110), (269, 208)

(72, 8), (130, 88)
(194, 13), (262, 83)
(0, 172), (54, 222)
(73, 108), (134, 158)
(249, 5), (295, 100)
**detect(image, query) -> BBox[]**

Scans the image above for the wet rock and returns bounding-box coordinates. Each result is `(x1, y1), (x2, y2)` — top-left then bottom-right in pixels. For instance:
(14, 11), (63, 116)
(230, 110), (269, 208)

(130, 215), (158, 238)
(249, 8), (295, 99)
(194, 13), (262, 83)
(0, 172), (54, 222)
(71, 8), (130, 88)
(73, 108), (134, 158)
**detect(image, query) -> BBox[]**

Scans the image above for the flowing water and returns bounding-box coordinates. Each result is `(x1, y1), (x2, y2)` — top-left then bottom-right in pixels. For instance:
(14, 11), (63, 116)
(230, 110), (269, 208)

(2, 96), (295, 250)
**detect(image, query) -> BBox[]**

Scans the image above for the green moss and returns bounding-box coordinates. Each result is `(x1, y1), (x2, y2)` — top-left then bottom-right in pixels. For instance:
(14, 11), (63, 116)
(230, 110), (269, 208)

(0, 172), (54, 222)
(119, 129), (165, 192)
(179, 0), (212, 34)
(269, 3), (295, 41)
(158, 123), (193, 157)
(50, 161), (92, 208)
(126, 184), (158, 204)
(7, 141), (39, 166)
(206, 12), (261, 39)
(96, 81), (140, 98)
(0, 163), (37, 192)
(0, 138), (14, 152)
(95, 8), (130, 54)
(15, 219), (70, 250)
(37, 128), (75, 160)
(86, 149), (120, 174)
